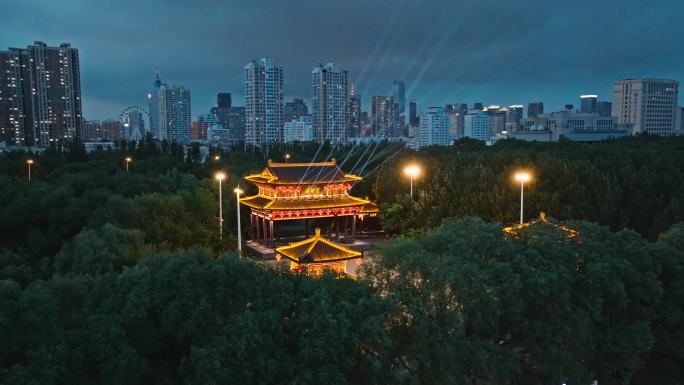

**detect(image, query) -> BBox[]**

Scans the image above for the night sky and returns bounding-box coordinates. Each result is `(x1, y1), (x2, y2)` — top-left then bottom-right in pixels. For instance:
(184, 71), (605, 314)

(2, 0), (683, 120)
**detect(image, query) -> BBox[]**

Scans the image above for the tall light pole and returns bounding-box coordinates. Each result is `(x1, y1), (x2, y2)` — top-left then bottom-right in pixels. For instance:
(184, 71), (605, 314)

(26, 159), (34, 181)
(234, 185), (244, 256)
(125, 157), (132, 172)
(403, 164), (422, 197)
(284, 153), (290, 163)
(215, 172), (226, 239)
(514, 171), (531, 224)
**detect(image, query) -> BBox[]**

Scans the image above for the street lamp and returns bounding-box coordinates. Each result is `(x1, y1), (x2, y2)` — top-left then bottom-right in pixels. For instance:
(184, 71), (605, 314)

(284, 153), (290, 163)
(125, 157), (132, 172)
(213, 154), (221, 161)
(514, 171), (531, 224)
(26, 159), (34, 181)
(234, 185), (244, 256)
(215, 172), (226, 240)
(403, 164), (422, 197)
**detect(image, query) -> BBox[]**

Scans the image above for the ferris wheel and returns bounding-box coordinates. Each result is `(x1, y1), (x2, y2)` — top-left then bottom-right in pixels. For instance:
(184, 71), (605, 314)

(119, 106), (152, 141)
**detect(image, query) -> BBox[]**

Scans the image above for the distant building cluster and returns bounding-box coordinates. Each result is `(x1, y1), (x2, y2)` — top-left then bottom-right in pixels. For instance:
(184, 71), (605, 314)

(1, 42), (683, 149)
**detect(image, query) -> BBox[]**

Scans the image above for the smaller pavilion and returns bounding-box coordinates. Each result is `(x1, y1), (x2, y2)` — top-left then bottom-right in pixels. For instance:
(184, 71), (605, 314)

(275, 228), (363, 275)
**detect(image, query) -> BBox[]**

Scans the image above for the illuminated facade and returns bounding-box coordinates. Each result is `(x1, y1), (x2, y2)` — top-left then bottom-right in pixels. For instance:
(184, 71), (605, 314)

(275, 228), (363, 275)
(240, 159), (379, 249)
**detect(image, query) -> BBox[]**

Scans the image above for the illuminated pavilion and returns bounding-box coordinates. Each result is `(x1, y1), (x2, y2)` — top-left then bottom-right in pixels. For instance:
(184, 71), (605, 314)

(275, 228), (363, 275)
(240, 159), (379, 250)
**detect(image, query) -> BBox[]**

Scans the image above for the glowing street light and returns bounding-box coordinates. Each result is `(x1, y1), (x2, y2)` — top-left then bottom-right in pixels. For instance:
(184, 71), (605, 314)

(514, 171), (532, 224)
(403, 164), (422, 197)
(284, 153), (291, 163)
(234, 185), (244, 256)
(26, 159), (34, 181)
(215, 172), (226, 240)
(213, 154), (221, 161)
(124, 157), (132, 172)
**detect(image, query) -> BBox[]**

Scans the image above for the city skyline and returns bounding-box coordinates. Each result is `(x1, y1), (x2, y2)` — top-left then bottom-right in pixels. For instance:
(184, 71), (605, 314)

(2, 0), (683, 121)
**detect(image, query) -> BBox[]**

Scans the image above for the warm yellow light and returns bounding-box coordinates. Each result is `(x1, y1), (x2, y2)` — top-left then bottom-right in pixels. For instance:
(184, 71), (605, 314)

(403, 164), (421, 178)
(215, 172), (226, 181)
(514, 171), (531, 182)
(234, 187), (244, 194)
(26, 159), (34, 165)
(285, 154), (290, 159)
(214, 155), (220, 160)
(125, 157), (132, 163)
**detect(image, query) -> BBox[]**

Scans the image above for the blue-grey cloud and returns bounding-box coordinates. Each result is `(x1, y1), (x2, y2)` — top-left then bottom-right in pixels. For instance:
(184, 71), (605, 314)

(2, 0), (682, 120)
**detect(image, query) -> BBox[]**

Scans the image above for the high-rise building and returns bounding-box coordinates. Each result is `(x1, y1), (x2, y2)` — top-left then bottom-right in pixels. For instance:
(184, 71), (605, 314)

(284, 116), (314, 142)
(245, 57), (284, 145)
(597, 101), (612, 117)
(506, 105), (524, 132)
(158, 84), (191, 143)
(417, 107), (451, 148)
(464, 109), (491, 141)
(485, 105), (506, 137)
(612, 78), (679, 135)
(148, 72), (162, 139)
(0, 41), (82, 146)
(284, 98), (308, 123)
(527, 102), (544, 118)
(676, 106), (684, 135)
(580, 95), (598, 113)
(191, 113), (220, 141)
(349, 91), (362, 138)
(408, 100), (419, 127)
(473, 102), (484, 111)
(101, 119), (123, 141)
(217, 93), (232, 108)
(392, 80), (406, 126)
(312, 63), (349, 142)
(371, 96), (397, 137)
(210, 93), (246, 142)
(512, 110), (632, 142)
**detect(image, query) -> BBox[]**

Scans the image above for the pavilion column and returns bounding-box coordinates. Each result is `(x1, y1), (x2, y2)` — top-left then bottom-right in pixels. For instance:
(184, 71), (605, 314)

(261, 216), (268, 244)
(352, 214), (357, 240)
(269, 220), (274, 247)
(256, 214), (261, 241)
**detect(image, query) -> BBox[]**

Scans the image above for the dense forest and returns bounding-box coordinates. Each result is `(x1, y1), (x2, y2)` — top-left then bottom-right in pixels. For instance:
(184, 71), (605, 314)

(1, 136), (683, 384)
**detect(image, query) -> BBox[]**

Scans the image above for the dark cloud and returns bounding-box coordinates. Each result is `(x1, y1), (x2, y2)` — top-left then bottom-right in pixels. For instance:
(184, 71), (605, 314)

(2, 0), (682, 119)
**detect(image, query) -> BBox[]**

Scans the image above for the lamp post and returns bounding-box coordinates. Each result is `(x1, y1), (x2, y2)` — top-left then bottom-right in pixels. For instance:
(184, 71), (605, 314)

(26, 159), (34, 181)
(284, 153), (290, 163)
(514, 171), (531, 224)
(215, 172), (226, 239)
(234, 185), (244, 256)
(125, 157), (132, 172)
(403, 164), (422, 197)
(213, 154), (220, 161)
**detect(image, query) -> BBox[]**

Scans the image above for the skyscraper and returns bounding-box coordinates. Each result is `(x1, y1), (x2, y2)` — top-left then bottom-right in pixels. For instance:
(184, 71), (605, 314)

(580, 95), (598, 113)
(527, 102), (544, 118)
(597, 101), (612, 117)
(159, 84), (191, 143)
(244, 57), (284, 145)
(284, 98), (308, 123)
(612, 78), (679, 135)
(312, 63), (349, 142)
(210, 93), (246, 142)
(349, 87), (362, 138)
(465, 109), (491, 141)
(408, 100), (419, 127)
(148, 72), (162, 139)
(0, 41), (82, 146)
(217, 93), (232, 108)
(392, 80), (406, 126)
(417, 107), (451, 148)
(371, 96), (397, 137)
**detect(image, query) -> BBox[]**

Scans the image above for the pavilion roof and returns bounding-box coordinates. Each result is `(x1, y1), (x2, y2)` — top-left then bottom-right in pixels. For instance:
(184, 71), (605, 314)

(245, 159), (362, 185)
(276, 228), (362, 264)
(240, 194), (369, 210)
